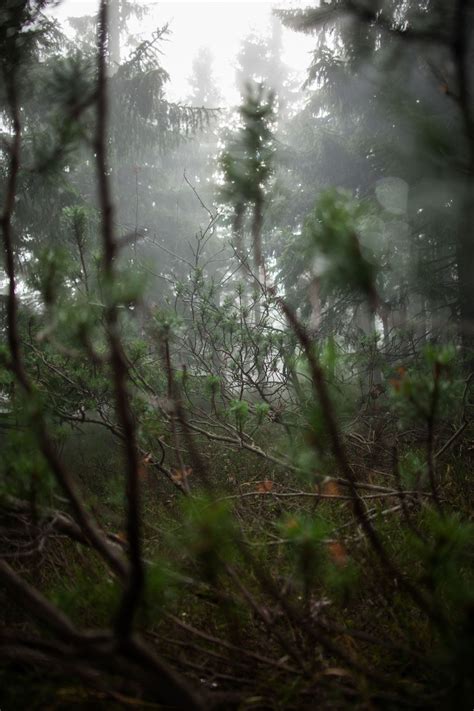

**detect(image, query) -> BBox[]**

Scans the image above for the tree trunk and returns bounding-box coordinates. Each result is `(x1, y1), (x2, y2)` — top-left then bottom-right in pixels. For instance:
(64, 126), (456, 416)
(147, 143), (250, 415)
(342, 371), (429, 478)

(108, 0), (121, 72)
(456, 193), (474, 370)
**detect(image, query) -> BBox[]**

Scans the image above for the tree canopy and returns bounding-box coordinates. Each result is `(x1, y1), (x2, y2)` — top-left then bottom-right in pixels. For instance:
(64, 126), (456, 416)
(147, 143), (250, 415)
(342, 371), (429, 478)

(1, 1), (474, 708)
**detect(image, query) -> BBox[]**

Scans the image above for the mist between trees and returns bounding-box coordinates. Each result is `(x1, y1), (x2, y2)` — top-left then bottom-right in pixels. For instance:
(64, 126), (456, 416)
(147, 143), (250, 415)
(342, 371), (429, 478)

(1, 1), (474, 709)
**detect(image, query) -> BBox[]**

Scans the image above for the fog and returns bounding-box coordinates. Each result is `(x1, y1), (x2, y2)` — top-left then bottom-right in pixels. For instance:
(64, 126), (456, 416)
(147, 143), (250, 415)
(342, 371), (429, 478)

(1, 1), (474, 708)
(51, 0), (315, 103)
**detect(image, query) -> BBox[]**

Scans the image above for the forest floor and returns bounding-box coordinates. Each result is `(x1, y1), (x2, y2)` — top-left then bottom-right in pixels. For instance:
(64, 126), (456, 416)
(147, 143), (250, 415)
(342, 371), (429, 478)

(1, 419), (473, 710)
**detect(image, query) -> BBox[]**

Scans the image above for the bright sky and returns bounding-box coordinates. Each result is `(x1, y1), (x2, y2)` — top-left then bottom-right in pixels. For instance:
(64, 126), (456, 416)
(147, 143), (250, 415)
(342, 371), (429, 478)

(50, 0), (315, 103)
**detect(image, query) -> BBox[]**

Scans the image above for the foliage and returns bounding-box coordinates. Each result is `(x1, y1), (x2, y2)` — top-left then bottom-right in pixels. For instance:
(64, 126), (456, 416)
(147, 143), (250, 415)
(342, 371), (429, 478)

(0, 1), (473, 709)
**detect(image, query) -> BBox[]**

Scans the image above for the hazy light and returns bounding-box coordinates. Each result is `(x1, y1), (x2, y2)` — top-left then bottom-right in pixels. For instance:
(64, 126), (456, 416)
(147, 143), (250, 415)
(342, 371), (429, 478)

(50, 1), (314, 104)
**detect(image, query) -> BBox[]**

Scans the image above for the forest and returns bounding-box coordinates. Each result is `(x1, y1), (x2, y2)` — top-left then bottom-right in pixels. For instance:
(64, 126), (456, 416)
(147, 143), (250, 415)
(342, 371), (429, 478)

(0, 0), (473, 708)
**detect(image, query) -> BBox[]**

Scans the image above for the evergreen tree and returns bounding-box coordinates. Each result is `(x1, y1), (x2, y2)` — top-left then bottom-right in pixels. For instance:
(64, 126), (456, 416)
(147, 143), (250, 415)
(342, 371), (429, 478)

(278, 0), (474, 364)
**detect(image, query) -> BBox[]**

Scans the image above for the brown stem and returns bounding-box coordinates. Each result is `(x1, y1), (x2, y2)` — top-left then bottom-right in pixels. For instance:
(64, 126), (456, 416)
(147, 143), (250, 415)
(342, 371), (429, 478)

(0, 560), (80, 642)
(95, 0), (144, 638)
(426, 366), (442, 513)
(273, 292), (445, 630)
(0, 54), (127, 582)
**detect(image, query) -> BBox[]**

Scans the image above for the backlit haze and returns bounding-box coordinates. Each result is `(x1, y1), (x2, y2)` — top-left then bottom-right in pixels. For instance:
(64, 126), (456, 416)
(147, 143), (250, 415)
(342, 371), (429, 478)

(50, 1), (315, 104)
